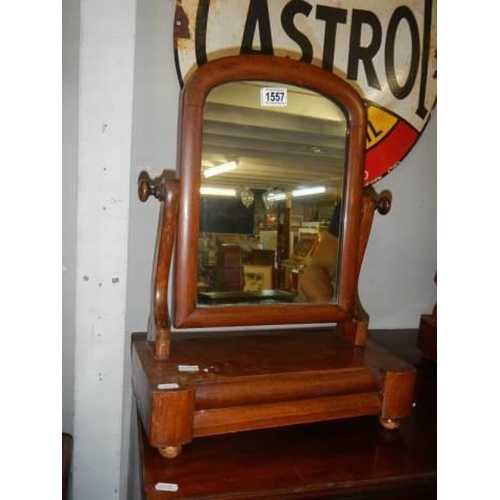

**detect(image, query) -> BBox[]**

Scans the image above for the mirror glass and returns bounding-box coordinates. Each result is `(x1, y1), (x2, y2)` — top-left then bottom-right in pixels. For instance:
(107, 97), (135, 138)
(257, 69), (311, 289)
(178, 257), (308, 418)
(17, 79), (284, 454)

(197, 81), (348, 307)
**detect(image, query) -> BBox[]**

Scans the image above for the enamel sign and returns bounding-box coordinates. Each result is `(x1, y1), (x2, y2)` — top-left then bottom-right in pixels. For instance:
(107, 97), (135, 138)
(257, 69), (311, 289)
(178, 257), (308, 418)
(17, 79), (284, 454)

(174, 0), (437, 185)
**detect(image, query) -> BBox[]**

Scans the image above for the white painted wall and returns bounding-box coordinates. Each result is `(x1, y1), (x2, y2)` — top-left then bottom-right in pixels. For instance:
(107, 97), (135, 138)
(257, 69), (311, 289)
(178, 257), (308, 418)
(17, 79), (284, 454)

(360, 113), (437, 327)
(62, 0), (80, 435)
(71, 1), (136, 499)
(126, 0), (179, 335)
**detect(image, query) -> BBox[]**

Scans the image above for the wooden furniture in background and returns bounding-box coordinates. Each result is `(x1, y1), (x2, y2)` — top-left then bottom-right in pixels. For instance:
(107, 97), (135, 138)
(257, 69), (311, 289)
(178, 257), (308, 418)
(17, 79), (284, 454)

(216, 245), (243, 291)
(62, 433), (73, 500)
(248, 248), (275, 266)
(418, 273), (437, 362)
(136, 329), (436, 500)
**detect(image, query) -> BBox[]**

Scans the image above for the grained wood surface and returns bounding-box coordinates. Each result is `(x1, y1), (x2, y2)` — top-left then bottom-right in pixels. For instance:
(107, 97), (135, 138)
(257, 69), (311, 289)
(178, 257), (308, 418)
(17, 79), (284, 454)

(132, 327), (415, 450)
(133, 328), (412, 384)
(137, 329), (436, 499)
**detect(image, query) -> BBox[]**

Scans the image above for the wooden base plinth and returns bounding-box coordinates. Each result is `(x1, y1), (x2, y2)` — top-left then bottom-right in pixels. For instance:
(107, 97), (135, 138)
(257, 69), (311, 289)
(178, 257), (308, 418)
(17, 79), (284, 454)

(132, 328), (416, 458)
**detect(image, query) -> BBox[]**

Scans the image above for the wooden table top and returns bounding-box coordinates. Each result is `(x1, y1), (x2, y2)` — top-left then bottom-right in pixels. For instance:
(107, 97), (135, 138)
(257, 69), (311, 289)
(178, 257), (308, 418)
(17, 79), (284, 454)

(137, 329), (436, 499)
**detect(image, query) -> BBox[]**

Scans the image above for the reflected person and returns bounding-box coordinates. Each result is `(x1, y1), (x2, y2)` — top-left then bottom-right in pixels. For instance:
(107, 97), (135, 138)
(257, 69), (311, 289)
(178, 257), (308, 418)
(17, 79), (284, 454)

(298, 202), (341, 302)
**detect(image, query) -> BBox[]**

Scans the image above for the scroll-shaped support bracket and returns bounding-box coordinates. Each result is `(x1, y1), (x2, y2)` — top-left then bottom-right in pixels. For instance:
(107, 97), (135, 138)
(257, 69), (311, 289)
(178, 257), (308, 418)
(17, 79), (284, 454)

(337, 186), (392, 346)
(138, 170), (179, 359)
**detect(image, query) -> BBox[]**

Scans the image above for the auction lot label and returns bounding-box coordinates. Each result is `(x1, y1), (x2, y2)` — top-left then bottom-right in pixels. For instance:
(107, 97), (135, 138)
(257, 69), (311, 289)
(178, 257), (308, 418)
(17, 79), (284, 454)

(174, 0), (436, 185)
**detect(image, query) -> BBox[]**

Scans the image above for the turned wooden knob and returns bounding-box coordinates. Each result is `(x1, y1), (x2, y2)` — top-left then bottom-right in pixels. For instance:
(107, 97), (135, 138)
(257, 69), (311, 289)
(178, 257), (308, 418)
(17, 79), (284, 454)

(138, 179), (151, 201)
(138, 171), (163, 202)
(377, 192), (392, 215)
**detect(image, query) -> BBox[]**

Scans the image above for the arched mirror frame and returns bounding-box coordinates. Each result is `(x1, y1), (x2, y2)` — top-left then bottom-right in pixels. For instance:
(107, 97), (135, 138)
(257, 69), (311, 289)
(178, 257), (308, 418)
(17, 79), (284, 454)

(173, 55), (366, 330)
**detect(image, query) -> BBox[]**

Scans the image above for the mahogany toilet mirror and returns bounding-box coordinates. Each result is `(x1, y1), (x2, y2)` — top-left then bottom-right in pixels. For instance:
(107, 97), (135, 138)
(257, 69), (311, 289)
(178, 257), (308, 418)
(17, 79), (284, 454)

(133, 55), (415, 459)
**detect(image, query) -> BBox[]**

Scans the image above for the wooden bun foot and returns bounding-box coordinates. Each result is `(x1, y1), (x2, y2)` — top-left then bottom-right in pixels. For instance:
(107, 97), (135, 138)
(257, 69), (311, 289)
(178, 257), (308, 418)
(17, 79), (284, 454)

(379, 417), (400, 430)
(158, 445), (182, 458)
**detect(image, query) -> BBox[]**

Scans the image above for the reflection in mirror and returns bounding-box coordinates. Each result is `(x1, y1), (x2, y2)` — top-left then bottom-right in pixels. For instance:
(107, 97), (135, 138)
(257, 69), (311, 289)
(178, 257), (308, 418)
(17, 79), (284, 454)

(197, 81), (347, 307)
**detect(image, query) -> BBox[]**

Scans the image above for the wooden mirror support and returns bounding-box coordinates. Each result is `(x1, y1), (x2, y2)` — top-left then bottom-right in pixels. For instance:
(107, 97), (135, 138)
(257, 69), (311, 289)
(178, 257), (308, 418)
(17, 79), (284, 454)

(132, 55), (415, 459)
(138, 170), (179, 359)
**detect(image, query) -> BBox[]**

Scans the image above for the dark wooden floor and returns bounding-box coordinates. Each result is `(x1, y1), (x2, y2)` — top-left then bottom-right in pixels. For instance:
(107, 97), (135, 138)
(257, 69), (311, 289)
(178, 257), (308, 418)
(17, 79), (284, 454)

(138, 329), (436, 499)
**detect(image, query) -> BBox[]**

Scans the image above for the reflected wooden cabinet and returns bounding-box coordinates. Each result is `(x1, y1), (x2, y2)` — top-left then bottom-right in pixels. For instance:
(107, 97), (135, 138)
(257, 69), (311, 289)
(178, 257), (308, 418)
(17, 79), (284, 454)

(132, 55), (415, 459)
(216, 245), (244, 291)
